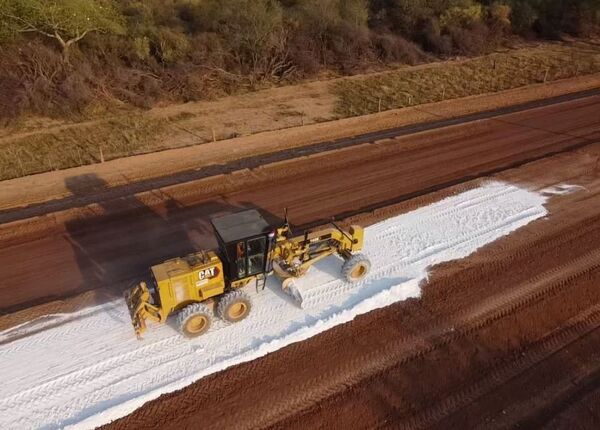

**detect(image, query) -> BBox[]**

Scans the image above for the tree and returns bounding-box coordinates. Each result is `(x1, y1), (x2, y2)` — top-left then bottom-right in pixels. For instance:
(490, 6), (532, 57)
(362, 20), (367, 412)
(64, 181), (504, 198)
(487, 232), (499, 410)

(188, 0), (289, 78)
(489, 3), (511, 27)
(0, 0), (124, 61)
(507, 0), (538, 35)
(340, 0), (369, 27)
(385, 0), (431, 37)
(488, 2), (511, 36)
(440, 2), (484, 30)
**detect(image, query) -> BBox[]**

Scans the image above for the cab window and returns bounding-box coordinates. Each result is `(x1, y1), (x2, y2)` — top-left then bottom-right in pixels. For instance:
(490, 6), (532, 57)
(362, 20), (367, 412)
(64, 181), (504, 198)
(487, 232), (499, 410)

(246, 237), (266, 275)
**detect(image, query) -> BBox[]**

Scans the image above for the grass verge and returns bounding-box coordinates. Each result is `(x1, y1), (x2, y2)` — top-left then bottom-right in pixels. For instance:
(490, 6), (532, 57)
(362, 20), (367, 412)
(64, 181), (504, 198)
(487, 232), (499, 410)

(1, 43), (599, 181)
(1, 115), (167, 180)
(332, 45), (600, 116)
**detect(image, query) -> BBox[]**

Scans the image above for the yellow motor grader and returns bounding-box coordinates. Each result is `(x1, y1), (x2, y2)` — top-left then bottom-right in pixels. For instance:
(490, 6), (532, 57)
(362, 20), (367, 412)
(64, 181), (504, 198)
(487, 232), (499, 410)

(125, 209), (370, 338)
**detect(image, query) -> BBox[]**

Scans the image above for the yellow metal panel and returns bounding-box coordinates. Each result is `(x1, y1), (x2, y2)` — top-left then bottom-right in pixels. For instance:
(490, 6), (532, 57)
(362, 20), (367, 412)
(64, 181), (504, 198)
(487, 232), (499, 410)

(349, 225), (364, 251)
(152, 251), (227, 314)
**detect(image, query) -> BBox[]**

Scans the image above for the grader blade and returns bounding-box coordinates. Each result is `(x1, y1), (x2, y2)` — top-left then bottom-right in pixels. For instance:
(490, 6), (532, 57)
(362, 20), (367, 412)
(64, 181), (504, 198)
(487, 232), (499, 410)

(272, 260), (305, 304)
(281, 278), (303, 304)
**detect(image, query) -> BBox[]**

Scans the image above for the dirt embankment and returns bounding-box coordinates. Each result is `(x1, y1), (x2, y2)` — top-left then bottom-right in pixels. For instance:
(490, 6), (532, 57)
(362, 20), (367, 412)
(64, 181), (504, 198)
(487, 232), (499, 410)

(0, 94), (598, 315)
(1, 42), (598, 183)
(102, 121), (600, 430)
(0, 72), (599, 212)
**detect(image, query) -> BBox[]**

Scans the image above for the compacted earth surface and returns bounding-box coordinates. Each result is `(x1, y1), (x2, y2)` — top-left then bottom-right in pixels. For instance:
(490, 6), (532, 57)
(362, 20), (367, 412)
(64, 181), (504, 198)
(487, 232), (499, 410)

(0, 89), (599, 429)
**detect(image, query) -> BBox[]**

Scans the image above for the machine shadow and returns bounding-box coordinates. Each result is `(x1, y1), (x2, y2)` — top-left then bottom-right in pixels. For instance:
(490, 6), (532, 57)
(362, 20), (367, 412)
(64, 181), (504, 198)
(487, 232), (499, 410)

(63, 174), (251, 308)
(62, 174), (315, 329)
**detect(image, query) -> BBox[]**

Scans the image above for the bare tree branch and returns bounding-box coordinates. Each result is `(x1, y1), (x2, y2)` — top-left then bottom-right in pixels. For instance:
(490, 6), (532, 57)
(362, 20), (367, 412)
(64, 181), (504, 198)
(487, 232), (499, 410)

(0, 1), (123, 62)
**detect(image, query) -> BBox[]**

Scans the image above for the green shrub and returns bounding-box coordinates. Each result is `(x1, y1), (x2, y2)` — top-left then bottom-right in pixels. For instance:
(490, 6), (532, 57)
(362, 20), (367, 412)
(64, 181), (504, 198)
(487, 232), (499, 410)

(153, 28), (190, 64)
(0, 0), (598, 119)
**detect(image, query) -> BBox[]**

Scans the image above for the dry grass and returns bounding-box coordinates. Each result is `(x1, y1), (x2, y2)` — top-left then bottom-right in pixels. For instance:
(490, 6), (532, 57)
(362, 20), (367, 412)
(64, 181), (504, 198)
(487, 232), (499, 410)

(1, 43), (599, 182)
(0, 115), (167, 180)
(332, 45), (600, 117)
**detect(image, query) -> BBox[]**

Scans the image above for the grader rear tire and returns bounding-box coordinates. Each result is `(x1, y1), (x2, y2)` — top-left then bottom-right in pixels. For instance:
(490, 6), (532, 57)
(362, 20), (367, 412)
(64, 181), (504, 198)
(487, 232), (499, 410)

(177, 303), (212, 338)
(217, 290), (252, 323)
(342, 253), (371, 283)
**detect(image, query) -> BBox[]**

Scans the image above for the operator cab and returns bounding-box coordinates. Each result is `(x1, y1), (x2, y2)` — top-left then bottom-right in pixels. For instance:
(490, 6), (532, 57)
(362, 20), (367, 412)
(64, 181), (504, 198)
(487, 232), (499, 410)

(211, 210), (275, 281)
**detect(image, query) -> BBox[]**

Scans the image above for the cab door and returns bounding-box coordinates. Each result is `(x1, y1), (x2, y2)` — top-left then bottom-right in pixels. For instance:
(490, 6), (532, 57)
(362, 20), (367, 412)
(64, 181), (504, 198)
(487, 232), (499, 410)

(246, 236), (267, 275)
(231, 236), (267, 279)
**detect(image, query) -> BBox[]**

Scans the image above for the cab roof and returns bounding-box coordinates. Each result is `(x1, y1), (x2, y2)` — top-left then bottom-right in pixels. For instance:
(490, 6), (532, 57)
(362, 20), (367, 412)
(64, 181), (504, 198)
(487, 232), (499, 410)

(211, 209), (272, 244)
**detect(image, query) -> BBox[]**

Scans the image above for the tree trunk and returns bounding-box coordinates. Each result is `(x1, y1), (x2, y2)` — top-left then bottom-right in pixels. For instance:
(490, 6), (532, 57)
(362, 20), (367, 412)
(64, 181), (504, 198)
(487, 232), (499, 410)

(61, 45), (71, 63)
(53, 32), (72, 64)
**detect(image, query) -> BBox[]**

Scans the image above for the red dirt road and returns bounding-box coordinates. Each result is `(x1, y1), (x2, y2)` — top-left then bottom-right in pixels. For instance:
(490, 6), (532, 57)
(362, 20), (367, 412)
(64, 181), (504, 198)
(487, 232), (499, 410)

(1, 94), (599, 313)
(102, 139), (600, 430)
(1, 93), (600, 429)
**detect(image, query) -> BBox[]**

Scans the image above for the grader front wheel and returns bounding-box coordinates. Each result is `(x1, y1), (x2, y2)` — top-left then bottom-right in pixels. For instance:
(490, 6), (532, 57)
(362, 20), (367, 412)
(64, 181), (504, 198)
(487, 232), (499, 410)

(342, 253), (371, 283)
(217, 290), (252, 323)
(177, 303), (213, 338)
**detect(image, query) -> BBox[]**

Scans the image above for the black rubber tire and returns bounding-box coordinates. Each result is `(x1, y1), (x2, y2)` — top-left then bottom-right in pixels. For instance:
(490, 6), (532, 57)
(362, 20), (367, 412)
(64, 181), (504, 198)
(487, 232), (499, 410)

(217, 290), (252, 323)
(341, 253), (371, 283)
(177, 302), (212, 338)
